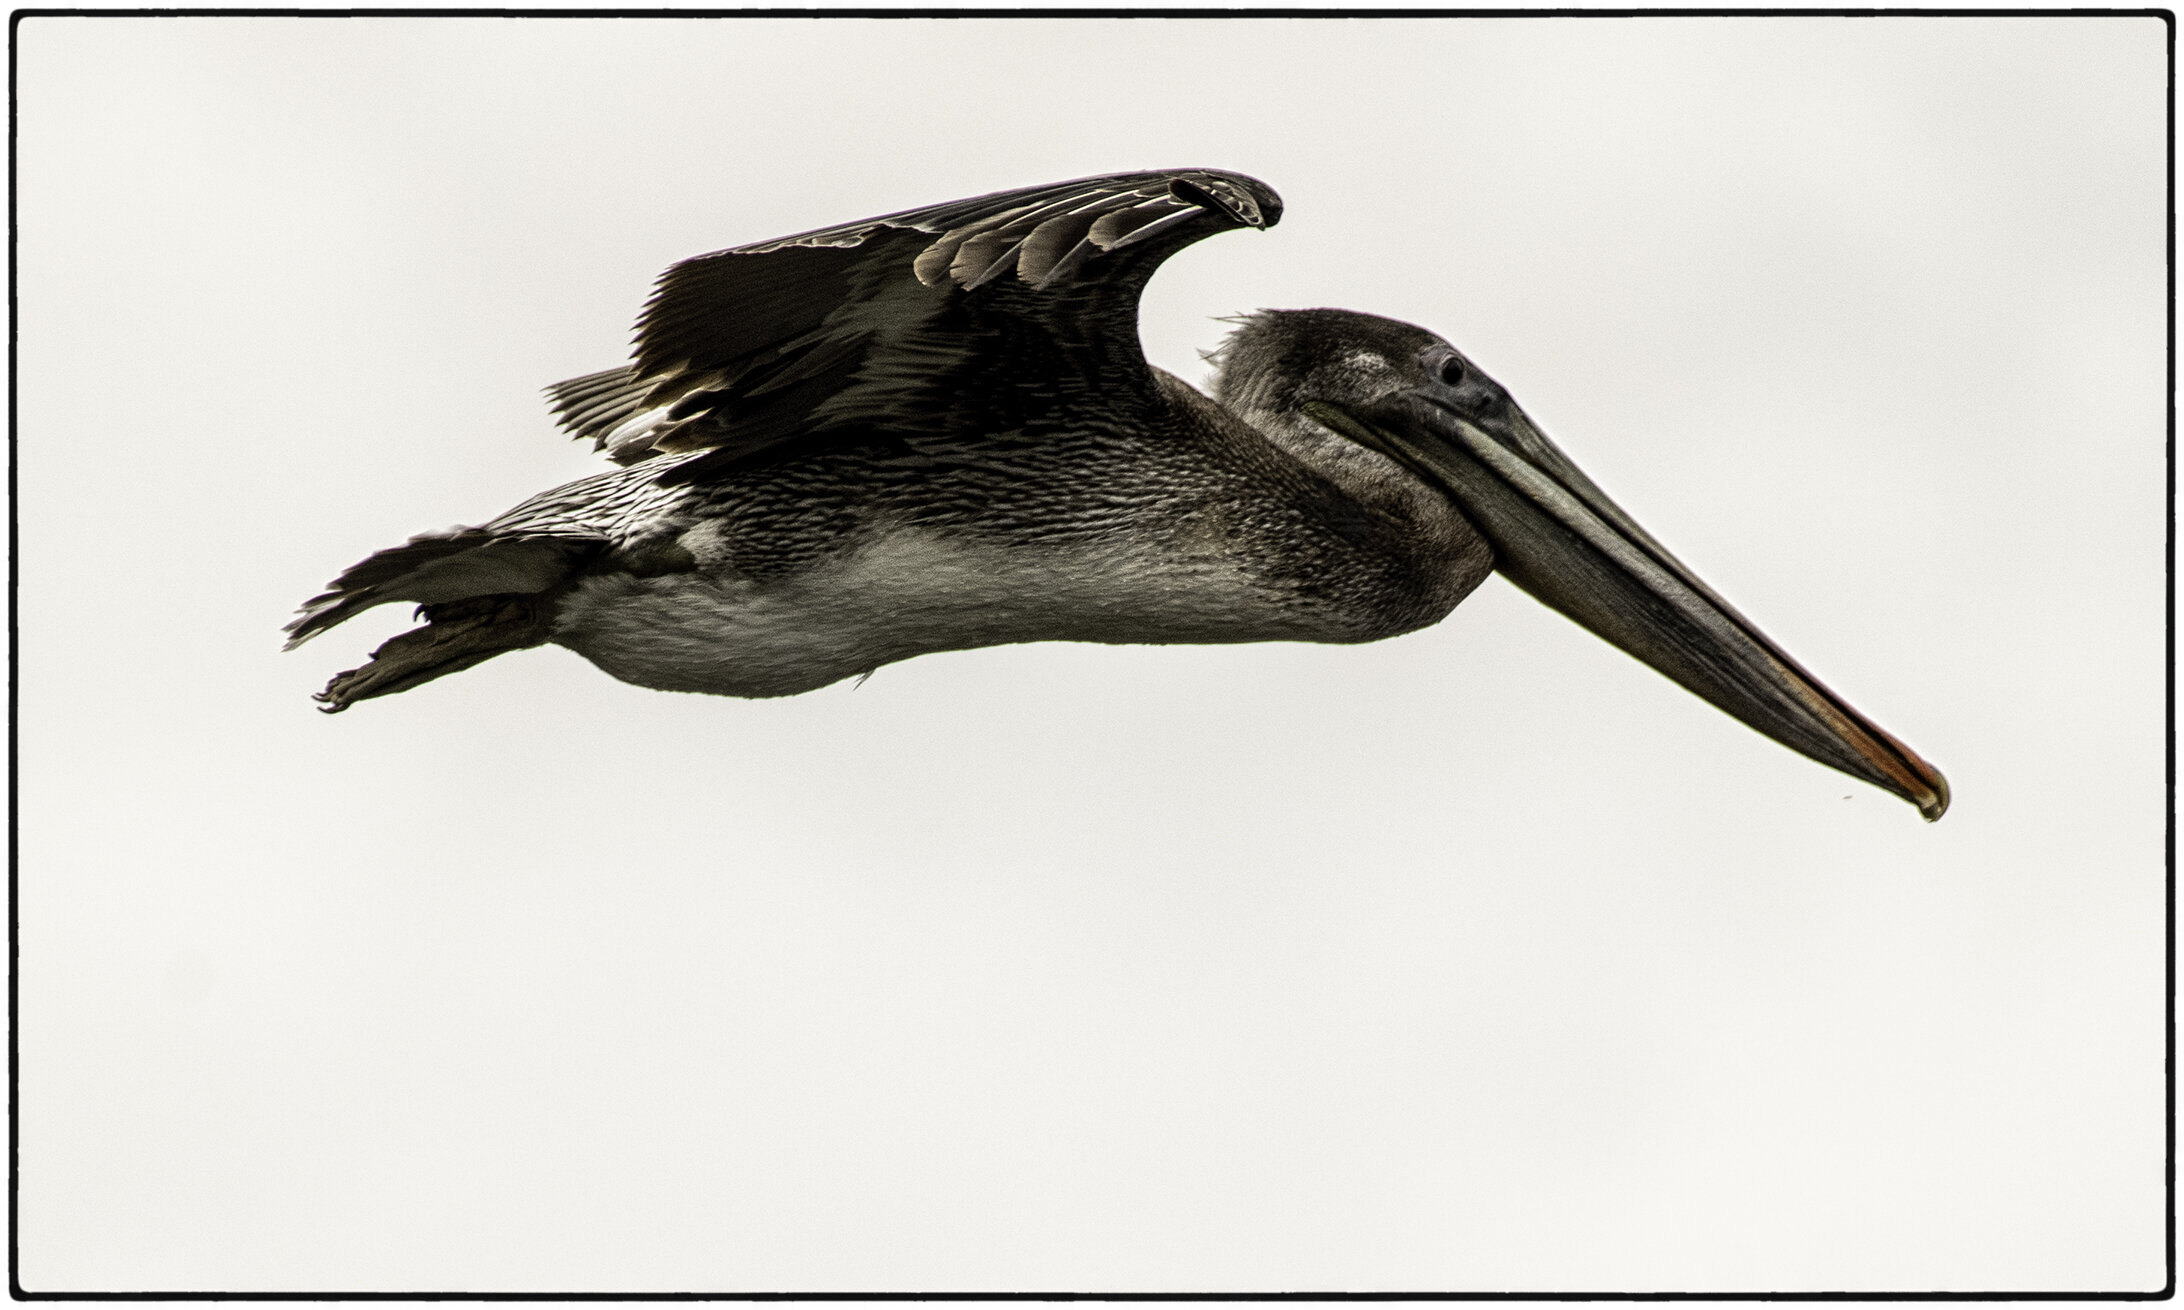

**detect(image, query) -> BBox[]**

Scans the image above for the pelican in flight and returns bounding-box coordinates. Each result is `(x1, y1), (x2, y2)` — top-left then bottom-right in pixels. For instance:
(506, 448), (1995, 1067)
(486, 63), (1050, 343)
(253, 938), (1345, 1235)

(288, 169), (1948, 820)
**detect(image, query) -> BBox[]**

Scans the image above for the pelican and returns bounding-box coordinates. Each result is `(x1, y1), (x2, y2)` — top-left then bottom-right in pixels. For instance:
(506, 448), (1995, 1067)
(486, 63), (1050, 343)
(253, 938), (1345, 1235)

(288, 169), (1949, 820)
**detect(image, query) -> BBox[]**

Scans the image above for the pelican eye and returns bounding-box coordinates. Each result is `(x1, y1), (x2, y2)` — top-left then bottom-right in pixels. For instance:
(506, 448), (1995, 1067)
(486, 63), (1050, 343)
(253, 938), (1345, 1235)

(1436, 355), (1467, 387)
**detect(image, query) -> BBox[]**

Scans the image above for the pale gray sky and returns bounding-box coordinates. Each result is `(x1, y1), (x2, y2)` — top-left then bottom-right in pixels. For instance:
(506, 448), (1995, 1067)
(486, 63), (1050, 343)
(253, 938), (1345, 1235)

(16, 13), (2168, 1293)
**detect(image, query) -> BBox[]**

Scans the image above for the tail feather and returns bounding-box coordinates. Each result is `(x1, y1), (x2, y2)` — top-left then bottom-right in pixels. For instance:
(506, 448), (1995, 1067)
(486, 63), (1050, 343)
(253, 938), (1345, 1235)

(311, 592), (560, 713)
(288, 524), (608, 709)
(285, 527), (604, 649)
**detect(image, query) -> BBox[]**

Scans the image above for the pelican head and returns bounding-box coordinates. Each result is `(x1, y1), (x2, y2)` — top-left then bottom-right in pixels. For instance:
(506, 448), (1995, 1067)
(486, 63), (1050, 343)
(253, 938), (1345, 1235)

(1215, 308), (1950, 821)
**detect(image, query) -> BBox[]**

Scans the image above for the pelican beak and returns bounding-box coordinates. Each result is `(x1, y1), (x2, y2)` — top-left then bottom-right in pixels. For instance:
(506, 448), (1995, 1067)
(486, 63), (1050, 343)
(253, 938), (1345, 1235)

(1303, 391), (1949, 822)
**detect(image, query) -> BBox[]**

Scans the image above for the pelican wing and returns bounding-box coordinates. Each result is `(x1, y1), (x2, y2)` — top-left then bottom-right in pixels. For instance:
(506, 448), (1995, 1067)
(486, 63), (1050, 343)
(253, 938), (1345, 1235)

(544, 170), (1282, 483)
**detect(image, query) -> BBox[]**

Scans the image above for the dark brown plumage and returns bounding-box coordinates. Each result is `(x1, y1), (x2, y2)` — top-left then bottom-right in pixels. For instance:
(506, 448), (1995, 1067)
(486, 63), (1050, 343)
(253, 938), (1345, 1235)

(288, 169), (1948, 819)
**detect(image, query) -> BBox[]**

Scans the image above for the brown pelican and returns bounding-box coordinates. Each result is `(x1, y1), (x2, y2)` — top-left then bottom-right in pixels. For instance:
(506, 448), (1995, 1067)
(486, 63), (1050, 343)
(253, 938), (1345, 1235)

(288, 169), (1949, 820)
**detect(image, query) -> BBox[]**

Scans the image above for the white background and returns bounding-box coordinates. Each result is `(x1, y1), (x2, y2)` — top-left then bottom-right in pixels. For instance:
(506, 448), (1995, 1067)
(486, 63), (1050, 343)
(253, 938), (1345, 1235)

(15, 14), (2167, 1294)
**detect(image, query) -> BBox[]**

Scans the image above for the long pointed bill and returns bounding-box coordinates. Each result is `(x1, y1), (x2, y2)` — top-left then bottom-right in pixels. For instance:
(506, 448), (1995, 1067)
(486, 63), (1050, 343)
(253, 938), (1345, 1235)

(1305, 394), (1949, 821)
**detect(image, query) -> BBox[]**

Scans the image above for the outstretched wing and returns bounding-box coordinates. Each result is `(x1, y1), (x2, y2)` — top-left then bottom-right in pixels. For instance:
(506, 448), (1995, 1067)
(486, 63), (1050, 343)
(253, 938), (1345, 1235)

(545, 169), (1282, 485)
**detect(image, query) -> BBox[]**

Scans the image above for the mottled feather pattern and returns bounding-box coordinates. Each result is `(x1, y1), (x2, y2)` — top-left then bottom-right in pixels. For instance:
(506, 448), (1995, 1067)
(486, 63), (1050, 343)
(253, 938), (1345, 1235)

(295, 170), (1387, 708)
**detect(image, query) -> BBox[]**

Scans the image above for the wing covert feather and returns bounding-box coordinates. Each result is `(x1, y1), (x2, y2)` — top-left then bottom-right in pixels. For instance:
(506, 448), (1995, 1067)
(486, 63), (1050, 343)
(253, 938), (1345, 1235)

(542, 170), (1282, 481)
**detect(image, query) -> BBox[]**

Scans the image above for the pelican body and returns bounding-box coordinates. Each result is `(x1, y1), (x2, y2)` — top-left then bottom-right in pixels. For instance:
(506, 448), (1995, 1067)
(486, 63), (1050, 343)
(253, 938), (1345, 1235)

(289, 170), (1948, 820)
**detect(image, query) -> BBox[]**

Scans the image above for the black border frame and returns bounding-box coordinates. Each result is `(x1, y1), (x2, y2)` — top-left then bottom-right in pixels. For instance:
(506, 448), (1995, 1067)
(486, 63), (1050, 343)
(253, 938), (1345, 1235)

(8, 7), (2175, 1301)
